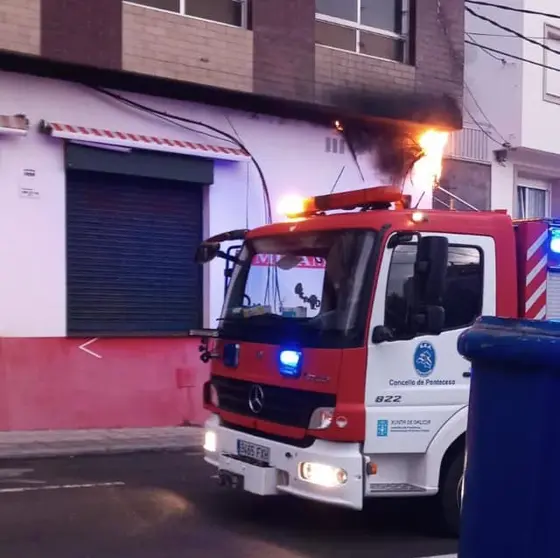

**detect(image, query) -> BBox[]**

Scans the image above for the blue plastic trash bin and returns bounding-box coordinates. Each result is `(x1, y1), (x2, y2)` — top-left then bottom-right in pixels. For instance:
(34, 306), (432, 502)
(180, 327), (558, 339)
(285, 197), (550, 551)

(458, 316), (560, 558)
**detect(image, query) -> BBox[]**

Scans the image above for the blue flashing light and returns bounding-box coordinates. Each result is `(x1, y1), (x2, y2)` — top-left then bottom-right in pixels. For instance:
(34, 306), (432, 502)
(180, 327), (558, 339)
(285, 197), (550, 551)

(223, 343), (240, 368)
(278, 349), (303, 378)
(551, 229), (560, 254)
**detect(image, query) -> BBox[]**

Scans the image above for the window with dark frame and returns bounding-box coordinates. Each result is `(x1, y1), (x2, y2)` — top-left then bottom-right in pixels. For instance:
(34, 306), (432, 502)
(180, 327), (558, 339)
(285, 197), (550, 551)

(516, 185), (550, 220)
(315, 0), (410, 63)
(384, 244), (483, 338)
(128, 0), (180, 12)
(125, 0), (248, 27)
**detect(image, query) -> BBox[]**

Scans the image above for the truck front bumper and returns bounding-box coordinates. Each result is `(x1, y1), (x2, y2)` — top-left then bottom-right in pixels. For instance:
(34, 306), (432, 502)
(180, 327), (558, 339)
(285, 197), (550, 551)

(203, 413), (365, 510)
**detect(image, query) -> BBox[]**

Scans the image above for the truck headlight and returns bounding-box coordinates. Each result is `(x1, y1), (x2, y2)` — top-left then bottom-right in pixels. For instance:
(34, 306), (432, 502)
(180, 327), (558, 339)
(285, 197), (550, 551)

(308, 407), (334, 430)
(299, 462), (348, 488)
(203, 430), (217, 453)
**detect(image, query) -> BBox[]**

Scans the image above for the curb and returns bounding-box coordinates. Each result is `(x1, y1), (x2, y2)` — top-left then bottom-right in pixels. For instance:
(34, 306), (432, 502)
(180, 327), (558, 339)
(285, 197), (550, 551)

(0, 427), (203, 460)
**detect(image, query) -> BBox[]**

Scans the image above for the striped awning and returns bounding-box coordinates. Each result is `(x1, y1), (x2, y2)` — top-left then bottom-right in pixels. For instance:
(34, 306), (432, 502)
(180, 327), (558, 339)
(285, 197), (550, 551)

(0, 114), (29, 136)
(39, 120), (250, 162)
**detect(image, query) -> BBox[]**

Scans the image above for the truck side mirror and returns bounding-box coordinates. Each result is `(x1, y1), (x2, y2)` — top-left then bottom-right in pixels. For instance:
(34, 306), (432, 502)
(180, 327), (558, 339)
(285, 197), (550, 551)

(426, 305), (445, 333)
(410, 236), (449, 335)
(194, 242), (220, 264)
(371, 325), (394, 344)
(414, 236), (449, 305)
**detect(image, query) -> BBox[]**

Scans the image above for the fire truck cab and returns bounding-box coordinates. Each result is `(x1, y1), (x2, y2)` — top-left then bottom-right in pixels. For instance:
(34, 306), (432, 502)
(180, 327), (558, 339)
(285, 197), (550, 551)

(195, 186), (551, 536)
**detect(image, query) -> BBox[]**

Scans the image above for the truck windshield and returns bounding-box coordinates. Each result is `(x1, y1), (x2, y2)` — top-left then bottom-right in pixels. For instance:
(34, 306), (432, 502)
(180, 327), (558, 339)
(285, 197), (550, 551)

(219, 229), (377, 348)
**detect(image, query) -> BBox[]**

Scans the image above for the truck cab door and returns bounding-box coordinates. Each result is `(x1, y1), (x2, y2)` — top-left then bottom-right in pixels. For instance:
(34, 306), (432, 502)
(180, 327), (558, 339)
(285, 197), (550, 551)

(363, 232), (496, 455)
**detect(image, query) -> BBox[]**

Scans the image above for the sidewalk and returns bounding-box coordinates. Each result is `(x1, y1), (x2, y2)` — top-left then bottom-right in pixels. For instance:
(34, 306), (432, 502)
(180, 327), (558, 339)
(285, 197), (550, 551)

(0, 426), (203, 459)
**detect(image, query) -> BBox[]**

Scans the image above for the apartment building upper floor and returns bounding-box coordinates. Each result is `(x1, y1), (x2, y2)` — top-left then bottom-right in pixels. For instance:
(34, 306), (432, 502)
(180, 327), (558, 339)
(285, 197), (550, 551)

(465, 0), (560, 156)
(0, 0), (465, 128)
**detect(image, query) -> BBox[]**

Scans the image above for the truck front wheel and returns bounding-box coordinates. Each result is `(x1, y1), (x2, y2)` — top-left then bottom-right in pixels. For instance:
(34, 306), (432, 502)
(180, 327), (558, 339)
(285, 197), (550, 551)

(438, 450), (464, 537)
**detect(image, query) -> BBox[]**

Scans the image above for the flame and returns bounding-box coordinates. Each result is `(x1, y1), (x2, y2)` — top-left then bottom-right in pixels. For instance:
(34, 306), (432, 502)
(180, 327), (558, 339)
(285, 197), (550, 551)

(413, 129), (449, 190)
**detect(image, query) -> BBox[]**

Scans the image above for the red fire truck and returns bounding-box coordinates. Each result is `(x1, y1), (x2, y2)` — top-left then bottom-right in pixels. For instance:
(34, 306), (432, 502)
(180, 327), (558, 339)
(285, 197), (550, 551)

(193, 185), (553, 536)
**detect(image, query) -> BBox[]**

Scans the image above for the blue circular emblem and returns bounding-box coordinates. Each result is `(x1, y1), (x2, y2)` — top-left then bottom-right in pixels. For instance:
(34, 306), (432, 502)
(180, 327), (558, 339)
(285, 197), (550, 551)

(414, 342), (436, 377)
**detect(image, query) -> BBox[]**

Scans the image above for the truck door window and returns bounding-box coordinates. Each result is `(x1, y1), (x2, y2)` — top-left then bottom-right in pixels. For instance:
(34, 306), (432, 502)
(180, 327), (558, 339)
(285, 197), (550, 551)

(384, 244), (483, 338)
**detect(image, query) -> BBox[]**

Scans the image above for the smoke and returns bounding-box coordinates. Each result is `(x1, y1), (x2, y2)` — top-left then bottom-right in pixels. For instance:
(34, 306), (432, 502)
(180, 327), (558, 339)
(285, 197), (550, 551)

(329, 89), (461, 182)
(341, 119), (423, 184)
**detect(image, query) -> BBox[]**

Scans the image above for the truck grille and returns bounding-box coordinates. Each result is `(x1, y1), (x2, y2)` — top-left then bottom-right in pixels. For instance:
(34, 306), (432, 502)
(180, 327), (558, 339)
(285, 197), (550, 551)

(212, 376), (336, 429)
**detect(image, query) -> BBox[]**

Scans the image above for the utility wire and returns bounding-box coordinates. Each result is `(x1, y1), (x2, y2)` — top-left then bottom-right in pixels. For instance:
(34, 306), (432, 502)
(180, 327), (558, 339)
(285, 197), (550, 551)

(148, 110), (239, 145)
(463, 105), (503, 147)
(465, 40), (560, 72)
(463, 31), (509, 144)
(91, 86), (273, 224)
(465, 1), (560, 20)
(91, 87), (287, 309)
(463, 84), (509, 146)
(437, 9), (509, 148)
(468, 32), (547, 39)
(466, 6), (560, 57)
(465, 31), (507, 64)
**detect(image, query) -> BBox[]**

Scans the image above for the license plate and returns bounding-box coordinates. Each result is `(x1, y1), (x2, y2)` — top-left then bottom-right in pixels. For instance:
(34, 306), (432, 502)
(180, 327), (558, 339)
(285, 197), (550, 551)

(237, 439), (270, 464)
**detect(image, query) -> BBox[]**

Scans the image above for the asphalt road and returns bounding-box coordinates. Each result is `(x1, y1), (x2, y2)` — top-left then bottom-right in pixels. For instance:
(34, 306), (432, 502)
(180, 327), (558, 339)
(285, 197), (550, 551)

(0, 451), (457, 558)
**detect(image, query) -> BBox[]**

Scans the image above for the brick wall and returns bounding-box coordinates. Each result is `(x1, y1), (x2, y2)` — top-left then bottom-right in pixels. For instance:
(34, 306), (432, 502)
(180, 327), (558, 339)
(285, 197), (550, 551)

(41, 0), (121, 69)
(315, 46), (416, 104)
(316, 0), (464, 114)
(0, 0), (40, 56)
(252, 0), (315, 102)
(122, 3), (253, 93)
(0, 0), (464, 126)
(415, 0), (465, 102)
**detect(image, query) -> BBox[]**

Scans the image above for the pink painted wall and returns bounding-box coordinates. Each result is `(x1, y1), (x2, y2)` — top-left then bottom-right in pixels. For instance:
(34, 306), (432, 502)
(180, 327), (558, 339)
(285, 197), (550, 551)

(0, 338), (210, 431)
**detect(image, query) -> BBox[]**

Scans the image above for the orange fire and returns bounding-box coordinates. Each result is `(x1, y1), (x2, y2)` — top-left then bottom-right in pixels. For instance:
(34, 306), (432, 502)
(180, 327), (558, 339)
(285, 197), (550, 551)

(413, 129), (449, 190)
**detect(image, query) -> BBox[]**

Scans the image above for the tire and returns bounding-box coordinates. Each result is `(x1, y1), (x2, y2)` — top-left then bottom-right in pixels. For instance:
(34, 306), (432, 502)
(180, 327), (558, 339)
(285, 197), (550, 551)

(438, 450), (465, 538)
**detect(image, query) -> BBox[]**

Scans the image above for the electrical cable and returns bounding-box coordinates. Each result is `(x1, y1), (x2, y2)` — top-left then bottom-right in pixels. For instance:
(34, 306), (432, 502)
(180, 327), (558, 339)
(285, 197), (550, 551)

(463, 82), (509, 146)
(466, 6), (560, 57)
(463, 33), (509, 143)
(94, 85), (241, 146)
(144, 110), (239, 145)
(437, 9), (509, 149)
(92, 86), (286, 311)
(90, 86), (273, 224)
(223, 112), (280, 310)
(464, 40), (560, 72)
(468, 32), (547, 39)
(465, 31), (508, 64)
(463, 105), (504, 147)
(465, 1), (560, 20)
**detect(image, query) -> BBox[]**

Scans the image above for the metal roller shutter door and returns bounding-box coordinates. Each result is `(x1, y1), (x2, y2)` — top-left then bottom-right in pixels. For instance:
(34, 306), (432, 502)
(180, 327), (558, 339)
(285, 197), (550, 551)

(66, 170), (203, 336)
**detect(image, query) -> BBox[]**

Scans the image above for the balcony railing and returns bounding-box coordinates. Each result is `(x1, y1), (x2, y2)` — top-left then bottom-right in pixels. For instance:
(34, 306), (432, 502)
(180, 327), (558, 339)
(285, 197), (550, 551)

(445, 126), (491, 164)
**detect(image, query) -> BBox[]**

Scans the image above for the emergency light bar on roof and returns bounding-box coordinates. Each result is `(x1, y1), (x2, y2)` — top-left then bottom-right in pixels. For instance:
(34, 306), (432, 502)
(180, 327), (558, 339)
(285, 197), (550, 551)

(0, 114), (29, 136)
(281, 186), (411, 219)
(39, 120), (250, 162)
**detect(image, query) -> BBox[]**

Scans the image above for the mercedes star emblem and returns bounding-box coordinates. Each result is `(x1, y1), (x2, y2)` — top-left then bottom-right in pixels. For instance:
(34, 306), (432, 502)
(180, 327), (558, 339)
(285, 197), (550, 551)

(248, 384), (265, 414)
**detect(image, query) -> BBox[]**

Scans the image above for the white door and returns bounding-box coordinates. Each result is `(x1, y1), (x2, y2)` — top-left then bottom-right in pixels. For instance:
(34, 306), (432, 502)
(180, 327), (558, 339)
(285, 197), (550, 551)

(363, 233), (496, 455)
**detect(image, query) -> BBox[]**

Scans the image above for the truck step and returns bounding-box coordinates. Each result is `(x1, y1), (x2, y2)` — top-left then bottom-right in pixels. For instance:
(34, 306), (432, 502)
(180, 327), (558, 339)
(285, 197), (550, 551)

(368, 483), (427, 494)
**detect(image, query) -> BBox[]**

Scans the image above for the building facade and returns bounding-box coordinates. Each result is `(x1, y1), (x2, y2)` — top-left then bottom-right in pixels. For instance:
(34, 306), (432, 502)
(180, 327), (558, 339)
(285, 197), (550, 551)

(465, 0), (560, 217)
(0, 0), (465, 431)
